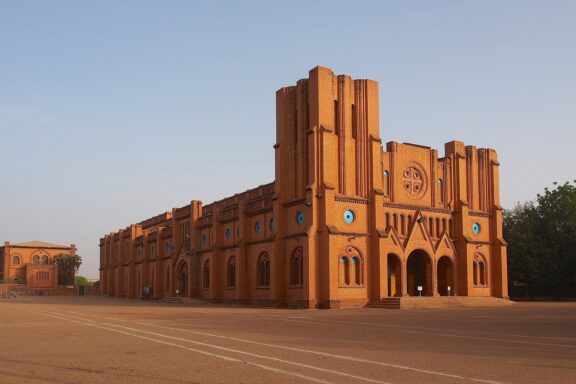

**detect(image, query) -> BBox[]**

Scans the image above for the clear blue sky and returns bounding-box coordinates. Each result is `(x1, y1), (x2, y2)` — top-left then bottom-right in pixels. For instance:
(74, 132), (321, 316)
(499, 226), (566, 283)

(1, 1), (575, 278)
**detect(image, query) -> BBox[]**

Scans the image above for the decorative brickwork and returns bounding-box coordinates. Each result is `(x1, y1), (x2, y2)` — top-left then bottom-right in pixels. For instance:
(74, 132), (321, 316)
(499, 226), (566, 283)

(99, 66), (508, 308)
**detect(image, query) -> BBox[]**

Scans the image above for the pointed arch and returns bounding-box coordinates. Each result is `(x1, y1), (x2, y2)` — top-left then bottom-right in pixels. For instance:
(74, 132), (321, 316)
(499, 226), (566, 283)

(203, 259), (210, 289)
(339, 256), (350, 285)
(403, 213), (436, 256)
(352, 256), (361, 285)
(176, 260), (188, 296)
(227, 256), (236, 288)
(257, 252), (270, 288)
(290, 247), (304, 287)
(165, 266), (171, 291)
(473, 253), (488, 287)
(150, 265), (156, 297)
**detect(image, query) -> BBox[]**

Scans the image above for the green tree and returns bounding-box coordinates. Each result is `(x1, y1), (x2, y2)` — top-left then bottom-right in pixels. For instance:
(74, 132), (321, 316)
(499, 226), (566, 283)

(504, 181), (576, 298)
(52, 254), (82, 285)
(75, 275), (89, 286)
(504, 202), (543, 299)
(536, 182), (576, 294)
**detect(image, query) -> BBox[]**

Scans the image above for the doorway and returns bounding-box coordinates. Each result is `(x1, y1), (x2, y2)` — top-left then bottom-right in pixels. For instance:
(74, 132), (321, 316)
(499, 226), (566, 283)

(406, 250), (432, 296)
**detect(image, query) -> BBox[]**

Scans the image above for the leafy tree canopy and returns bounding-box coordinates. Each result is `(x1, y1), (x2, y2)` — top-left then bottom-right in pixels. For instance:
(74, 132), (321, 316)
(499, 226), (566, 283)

(52, 254), (82, 285)
(504, 181), (576, 297)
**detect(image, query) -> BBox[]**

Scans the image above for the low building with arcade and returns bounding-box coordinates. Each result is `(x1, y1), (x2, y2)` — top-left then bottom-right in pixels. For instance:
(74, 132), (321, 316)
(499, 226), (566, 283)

(0, 240), (77, 295)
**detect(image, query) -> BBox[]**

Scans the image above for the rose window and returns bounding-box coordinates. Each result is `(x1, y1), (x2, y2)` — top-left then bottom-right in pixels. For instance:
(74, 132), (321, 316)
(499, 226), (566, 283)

(401, 163), (428, 199)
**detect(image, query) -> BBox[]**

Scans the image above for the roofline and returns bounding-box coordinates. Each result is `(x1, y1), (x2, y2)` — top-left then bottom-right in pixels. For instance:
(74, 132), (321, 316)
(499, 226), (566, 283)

(4, 244), (73, 250)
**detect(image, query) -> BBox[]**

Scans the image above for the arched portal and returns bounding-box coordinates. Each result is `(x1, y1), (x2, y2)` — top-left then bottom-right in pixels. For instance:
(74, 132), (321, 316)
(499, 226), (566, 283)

(407, 250), (432, 296)
(437, 256), (454, 296)
(177, 262), (188, 297)
(387, 253), (402, 297)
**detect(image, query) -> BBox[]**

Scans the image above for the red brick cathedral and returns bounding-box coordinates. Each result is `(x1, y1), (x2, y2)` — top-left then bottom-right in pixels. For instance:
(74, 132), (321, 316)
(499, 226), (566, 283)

(100, 67), (508, 308)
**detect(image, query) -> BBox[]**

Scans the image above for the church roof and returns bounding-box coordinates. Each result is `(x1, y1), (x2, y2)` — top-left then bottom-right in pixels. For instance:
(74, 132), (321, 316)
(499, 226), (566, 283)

(10, 241), (70, 249)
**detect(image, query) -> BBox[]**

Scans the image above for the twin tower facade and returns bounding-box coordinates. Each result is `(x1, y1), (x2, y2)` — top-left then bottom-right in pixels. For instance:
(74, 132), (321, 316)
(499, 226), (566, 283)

(100, 66), (508, 308)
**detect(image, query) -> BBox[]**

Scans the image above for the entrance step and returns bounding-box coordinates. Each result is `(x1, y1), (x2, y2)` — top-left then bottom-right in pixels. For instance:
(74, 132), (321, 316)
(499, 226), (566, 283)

(367, 297), (401, 309)
(367, 296), (514, 309)
(156, 297), (208, 305)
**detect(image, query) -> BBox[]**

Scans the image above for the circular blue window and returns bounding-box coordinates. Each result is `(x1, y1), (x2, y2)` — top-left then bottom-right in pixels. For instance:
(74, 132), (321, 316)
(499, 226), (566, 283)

(269, 218), (275, 232)
(225, 228), (232, 240)
(343, 210), (355, 224)
(472, 223), (481, 234)
(296, 211), (304, 225)
(201, 234), (208, 244)
(254, 221), (262, 233)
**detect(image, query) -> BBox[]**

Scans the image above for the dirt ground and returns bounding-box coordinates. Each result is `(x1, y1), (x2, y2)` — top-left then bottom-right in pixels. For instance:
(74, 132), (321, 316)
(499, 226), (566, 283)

(0, 297), (574, 384)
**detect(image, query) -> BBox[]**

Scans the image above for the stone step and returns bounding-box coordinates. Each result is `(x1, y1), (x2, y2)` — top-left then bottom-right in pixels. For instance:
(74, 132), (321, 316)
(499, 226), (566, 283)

(367, 297), (513, 309)
(367, 297), (401, 309)
(157, 297), (208, 305)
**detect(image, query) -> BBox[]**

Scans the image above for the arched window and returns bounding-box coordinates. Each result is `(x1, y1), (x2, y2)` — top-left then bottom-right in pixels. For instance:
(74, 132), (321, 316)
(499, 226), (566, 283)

(473, 254), (488, 287)
(32, 255), (40, 264)
(383, 170), (389, 196)
(227, 256), (236, 288)
(203, 260), (210, 289)
(352, 256), (362, 285)
(438, 178), (444, 204)
(269, 218), (275, 233)
(257, 252), (270, 288)
(473, 262), (479, 285)
(42, 255), (49, 264)
(339, 256), (350, 285)
(339, 247), (363, 286)
(12, 255), (21, 265)
(290, 247), (303, 287)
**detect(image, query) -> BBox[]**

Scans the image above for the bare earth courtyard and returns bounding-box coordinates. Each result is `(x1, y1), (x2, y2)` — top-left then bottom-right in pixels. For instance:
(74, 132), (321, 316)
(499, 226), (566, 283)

(0, 297), (575, 384)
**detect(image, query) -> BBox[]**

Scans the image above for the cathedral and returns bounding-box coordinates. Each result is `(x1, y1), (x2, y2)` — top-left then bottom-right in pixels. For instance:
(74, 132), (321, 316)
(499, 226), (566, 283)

(99, 66), (508, 308)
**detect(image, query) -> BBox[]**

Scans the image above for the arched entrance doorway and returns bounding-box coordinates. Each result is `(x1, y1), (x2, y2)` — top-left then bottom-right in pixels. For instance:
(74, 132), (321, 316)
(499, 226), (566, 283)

(387, 253), (402, 297)
(177, 262), (188, 297)
(437, 256), (454, 296)
(407, 250), (432, 296)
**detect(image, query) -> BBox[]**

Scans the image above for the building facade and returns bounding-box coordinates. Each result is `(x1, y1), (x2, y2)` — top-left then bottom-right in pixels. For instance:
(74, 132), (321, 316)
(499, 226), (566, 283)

(99, 66), (508, 308)
(0, 241), (77, 293)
